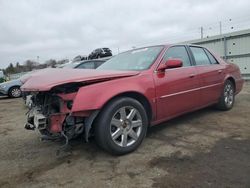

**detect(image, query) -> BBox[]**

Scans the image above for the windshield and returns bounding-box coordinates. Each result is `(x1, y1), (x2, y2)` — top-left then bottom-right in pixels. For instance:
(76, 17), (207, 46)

(97, 46), (163, 71)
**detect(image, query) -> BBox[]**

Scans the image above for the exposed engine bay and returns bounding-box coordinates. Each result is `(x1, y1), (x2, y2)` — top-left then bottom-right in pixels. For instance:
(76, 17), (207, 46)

(24, 91), (90, 147)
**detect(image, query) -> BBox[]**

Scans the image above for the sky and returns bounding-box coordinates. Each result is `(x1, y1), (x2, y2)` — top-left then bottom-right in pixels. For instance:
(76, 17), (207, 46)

(1, 0), (250, 69)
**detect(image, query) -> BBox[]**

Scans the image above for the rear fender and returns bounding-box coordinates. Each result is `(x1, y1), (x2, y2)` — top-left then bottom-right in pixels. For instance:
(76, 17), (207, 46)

(223, 64), (244, 94)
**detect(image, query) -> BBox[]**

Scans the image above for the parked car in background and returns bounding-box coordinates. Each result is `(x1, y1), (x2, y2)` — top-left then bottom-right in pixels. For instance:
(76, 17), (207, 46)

(62, 59), (108, 69)
(88, 48), (112, 59)
(0, 79), (23, 98)
(57, 57), (111, 68)
(21, 44), (243, 155)
(72, 55), (88, 62)
(0, 70), (39, 98)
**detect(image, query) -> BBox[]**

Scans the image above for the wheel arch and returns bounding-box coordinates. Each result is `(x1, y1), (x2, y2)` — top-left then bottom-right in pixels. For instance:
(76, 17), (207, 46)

(7, 85), (22, 97)
(83, 91), (153, 142)
(100, 91), (153, 122)
(225, 76), (236, 92)
(8, 85), (21, 96)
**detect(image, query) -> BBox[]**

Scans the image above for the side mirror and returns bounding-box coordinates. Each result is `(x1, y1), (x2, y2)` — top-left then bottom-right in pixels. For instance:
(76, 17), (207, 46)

(157, 59), (183, 71)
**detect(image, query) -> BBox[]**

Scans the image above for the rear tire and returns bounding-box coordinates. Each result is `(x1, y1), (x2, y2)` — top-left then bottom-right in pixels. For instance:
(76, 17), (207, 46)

(95, 97), (148, 155)
(216, 80), (235, 110)
(8, 86), (22, 98)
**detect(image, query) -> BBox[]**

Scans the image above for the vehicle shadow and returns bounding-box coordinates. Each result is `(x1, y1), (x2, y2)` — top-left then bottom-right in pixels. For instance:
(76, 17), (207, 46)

(147, 106), (220, 136)
(56, 106), (220, 156)
(0, 96), (10, 100)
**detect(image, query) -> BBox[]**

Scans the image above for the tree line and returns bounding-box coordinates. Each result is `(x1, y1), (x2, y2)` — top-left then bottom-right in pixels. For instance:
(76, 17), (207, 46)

(2, 59), (69, 75)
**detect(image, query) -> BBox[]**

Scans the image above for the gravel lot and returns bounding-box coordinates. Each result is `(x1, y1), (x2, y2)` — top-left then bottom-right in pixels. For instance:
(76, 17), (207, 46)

(0, 83), (250, 188)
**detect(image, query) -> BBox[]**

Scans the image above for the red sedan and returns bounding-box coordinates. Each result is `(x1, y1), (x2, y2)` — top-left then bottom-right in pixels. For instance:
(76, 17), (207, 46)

(21, 44), (244, 155)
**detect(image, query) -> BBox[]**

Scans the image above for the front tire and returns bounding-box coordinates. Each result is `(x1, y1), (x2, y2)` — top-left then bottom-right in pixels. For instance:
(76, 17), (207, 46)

(216, 80), (235, 110)
(8, 86), (22, 98)
(95, 97), (148, 155)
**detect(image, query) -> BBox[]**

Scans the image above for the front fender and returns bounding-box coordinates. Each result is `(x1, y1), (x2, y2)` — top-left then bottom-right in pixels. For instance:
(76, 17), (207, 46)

(71, 74), (155, 114)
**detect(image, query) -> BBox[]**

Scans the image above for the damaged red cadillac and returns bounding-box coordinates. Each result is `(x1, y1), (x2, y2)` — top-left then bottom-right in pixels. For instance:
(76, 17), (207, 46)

(21, 44), (244, 155)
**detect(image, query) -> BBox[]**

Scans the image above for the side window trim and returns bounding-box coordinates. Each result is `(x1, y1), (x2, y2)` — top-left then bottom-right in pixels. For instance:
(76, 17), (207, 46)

(202, 48), (212, 65)
(186, 45), (199, 66)
(185, 45), (196, 66)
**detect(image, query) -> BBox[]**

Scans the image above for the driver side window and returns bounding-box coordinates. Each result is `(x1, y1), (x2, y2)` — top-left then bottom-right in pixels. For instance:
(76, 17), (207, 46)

(163, 46), (191, 67)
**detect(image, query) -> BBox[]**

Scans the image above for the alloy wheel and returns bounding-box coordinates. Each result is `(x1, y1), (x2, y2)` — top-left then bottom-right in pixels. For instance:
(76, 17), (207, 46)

(224, 83), (234, 107)
(110, 106), (142, 147)
(11, 88), (21, 97)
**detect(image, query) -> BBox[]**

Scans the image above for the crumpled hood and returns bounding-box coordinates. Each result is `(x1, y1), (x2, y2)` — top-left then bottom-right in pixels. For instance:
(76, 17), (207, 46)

(21, 68), (139, 91)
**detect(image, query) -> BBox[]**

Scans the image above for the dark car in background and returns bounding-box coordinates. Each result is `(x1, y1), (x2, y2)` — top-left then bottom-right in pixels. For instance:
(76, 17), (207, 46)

(88, 48), (112, 59)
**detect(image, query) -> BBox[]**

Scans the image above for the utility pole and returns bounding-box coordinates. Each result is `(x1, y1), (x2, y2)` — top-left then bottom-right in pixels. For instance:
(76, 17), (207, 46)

(219, 21), (222, 35)
(219, 21), (224, 59)
(37, 56), (40, 64)
(200, 27), (204, 39)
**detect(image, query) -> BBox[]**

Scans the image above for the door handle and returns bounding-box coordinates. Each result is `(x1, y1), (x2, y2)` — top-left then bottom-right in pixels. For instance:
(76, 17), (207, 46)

(218, 70), (222, 74)
(189, 74), (195, 78)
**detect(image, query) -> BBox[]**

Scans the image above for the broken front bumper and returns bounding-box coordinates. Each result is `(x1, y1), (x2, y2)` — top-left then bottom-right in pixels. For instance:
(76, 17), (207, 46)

(25, 109), (66, 133)
(25, 108), (99, 142)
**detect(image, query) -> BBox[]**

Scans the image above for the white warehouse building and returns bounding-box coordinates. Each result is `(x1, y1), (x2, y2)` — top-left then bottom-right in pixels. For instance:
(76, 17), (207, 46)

(187, 29), (250, 80)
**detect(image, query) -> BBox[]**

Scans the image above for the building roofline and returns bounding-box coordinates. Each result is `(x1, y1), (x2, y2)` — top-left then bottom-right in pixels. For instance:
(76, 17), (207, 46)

(185, 28), (250, 44)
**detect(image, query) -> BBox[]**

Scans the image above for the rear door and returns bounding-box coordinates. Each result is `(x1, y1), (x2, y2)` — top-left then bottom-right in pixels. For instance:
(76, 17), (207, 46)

(188, 46), (225, 106)
(154, 45), (200, 121)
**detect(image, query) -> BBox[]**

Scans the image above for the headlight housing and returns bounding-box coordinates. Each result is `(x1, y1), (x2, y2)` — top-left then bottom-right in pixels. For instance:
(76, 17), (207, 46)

(0, 85), (7, 89)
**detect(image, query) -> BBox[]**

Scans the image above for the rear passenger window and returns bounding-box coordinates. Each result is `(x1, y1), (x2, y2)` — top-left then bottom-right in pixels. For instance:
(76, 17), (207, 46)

(204, 49), (218, 64)
(163, 46), (191, 67)
(190, 47), (211, 66)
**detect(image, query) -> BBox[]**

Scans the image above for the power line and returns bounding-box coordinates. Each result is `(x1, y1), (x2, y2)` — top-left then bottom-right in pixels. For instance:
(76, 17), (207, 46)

(129, 15), (250, 50)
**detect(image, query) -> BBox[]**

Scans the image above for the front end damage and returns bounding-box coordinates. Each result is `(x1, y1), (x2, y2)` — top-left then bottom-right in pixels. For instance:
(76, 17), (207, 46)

(21, 68), (140, 149)
(25, 85), (98, 146)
